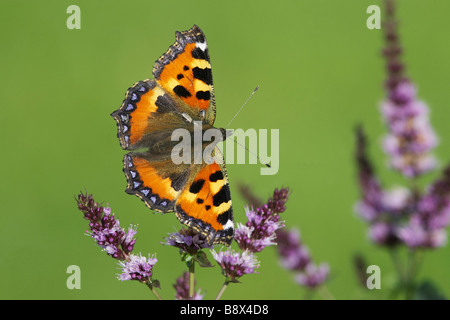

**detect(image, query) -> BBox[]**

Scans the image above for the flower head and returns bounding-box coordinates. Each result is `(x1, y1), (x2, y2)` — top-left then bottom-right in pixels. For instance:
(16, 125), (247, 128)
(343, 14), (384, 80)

(163, 228), (212, 255)
(235, 205), (284, 252)
(118, 253), (157, 282)
(163, 228), (213, 268)
(211, 249), (259, 283)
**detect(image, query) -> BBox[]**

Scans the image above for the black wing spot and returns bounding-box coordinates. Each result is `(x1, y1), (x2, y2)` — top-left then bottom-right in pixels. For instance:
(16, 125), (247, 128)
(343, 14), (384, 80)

(196, 90), (210, 101)
(173, 85), (191, 98)
(192, 67), (212, 85)
(209, 170), (224, 182)
(213, 185), (230, 206)
(217, 209), (232, 225)
(189, 179), (205, 194)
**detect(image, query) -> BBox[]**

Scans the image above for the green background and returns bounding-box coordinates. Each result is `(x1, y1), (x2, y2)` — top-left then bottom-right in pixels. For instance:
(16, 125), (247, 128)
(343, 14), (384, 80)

(2, 0), (450, 300)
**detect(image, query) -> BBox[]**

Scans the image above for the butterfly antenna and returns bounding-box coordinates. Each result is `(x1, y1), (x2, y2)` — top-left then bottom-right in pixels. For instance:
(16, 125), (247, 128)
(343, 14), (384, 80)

(225, 85), (260, 129)
(231, 137), (271, 168)
(223, 85), (270, 168)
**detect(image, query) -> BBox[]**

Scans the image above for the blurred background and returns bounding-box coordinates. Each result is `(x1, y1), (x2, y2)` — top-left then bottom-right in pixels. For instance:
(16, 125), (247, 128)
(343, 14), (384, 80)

(2, 0), (450, 299)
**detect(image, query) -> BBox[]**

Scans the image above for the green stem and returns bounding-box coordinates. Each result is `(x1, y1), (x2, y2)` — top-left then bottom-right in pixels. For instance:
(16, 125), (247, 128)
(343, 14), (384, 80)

(189, 261), (195, 299)
(302, 289), (314, 300)
(388, 247), (406, 299)
(389, 247), (405, 282)
(404, 249), (424, 300)
(215, 280), (230, 300)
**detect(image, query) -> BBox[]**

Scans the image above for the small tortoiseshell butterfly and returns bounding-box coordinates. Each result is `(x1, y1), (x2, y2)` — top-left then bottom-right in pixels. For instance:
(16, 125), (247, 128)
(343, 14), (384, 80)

(111, 25), (234, 246)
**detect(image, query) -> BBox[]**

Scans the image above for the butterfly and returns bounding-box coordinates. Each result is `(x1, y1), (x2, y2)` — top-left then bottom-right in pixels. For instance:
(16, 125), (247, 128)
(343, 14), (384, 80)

(111, 25), (234, 246)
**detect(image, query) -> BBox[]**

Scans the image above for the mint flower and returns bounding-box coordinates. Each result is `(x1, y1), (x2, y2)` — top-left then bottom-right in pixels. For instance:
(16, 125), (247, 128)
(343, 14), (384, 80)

(211, 249), (259, 283)
(119, 253), (158, 282)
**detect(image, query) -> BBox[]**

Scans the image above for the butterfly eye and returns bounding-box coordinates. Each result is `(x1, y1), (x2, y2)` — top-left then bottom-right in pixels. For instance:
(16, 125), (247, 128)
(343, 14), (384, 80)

(199, 110), (206, 118)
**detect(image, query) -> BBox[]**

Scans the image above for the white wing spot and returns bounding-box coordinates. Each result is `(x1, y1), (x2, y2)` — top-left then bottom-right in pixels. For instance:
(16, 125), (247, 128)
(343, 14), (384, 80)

(196, 42), (207, 51)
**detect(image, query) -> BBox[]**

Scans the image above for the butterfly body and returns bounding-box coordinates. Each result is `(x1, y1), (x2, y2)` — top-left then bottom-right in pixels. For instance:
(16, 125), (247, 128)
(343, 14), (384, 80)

(111, 25), (234, 246)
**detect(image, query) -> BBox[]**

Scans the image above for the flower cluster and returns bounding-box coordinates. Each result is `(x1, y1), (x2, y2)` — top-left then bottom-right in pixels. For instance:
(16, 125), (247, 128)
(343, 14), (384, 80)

(234, 205), (284, 252)
(173, 271), (204, 300)
(234, 188), (288, 252)
(381, 0), (437, 178)
(398, 167), (450, 248)
(275, 228), (329, 288)
(211, 249), (260, 283)
(163, 228), (212, 255)
(163, 228), (213, 268)
(76, 192), (137, 260)
(118, 253), (158, 282)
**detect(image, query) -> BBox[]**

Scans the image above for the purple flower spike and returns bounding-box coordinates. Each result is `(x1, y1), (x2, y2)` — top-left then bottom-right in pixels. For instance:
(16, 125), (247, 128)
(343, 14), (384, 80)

(174, 271), (204, 300)
(76, 192), (137, 260)
(212, 249), (259, 283)
(119, 253), (157, 282)
(381, 2), (437, 178)
(268, 188), (290, 214)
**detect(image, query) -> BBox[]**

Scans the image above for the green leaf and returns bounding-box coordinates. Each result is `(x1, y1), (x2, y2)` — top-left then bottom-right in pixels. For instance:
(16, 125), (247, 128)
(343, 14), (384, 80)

(195, 251), (213, 268)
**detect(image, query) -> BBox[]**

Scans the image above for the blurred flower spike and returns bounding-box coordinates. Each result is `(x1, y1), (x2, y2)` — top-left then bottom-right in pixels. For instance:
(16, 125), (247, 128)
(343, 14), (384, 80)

(354, 0), (450, 250)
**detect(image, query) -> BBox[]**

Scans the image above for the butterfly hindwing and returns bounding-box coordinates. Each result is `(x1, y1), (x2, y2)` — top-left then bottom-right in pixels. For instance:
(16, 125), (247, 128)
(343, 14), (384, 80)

(175, 147), (234, 246)
(153, 25), (216, 125)
(123, 153), (192, 213)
